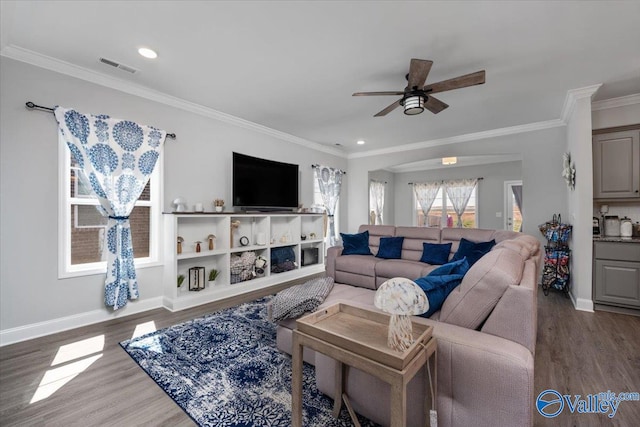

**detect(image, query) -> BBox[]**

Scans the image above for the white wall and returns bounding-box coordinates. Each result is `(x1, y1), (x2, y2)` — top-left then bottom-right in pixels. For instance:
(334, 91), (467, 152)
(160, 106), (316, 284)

(565, 89), (600, 312)
(391, 161), (522, 229)
(347, 127), (568, 251)
(0, 57), (347, 342)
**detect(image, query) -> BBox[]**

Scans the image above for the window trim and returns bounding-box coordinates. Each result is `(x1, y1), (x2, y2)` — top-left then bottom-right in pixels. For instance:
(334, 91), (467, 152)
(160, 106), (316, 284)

(58, 139), (164, 279)
(413, 182), (479, 228)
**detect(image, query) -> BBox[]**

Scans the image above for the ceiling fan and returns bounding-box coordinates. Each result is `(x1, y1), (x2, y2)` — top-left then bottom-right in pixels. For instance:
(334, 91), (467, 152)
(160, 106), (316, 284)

(353, 58), (485, 117)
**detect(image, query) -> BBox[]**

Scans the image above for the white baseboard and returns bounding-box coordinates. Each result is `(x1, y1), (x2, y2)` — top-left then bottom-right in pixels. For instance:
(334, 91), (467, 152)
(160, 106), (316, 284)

(571, 293), (595, 312)
(0, 296), (164, 347)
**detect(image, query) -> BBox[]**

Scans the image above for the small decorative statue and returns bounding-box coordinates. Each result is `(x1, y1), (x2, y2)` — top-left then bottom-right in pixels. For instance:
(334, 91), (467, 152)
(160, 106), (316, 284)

(208, 234), (216, 250)
(562, 152), (576, 190)
(177, 236), (184, 254)
(230, 220), (241, 248)
(195, 241), (202, 253)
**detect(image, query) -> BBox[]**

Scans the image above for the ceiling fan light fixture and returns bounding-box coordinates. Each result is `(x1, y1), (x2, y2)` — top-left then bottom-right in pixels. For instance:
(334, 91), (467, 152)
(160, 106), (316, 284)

(442, 157), (457, 165)
(403, 95), (425, 115)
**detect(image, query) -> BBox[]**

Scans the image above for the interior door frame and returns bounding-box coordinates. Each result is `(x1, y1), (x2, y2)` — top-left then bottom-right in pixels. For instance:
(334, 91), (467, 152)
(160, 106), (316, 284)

(504, 180), (523, 231)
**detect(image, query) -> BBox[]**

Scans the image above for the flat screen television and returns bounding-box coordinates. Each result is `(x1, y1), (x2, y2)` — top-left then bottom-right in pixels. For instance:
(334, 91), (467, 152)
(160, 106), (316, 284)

(232, 152), (299, 210)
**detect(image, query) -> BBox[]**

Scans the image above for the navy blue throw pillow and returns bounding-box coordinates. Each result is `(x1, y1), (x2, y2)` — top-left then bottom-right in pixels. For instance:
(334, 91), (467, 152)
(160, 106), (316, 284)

(376, 236), (404, 259)
(340, 231), (372, 255)
(420, 242), (452, 265)
(451, 238), (496, 266)
(415, 258), (470, 318)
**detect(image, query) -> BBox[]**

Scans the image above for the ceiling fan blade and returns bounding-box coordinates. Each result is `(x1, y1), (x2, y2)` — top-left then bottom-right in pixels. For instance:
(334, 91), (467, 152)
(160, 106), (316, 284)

(407, 58), (433, 89)
(424, 96), (449, 114)
(423, 70), (486, 94)
(374, 99), (402, 117)
(352, 91), (405, 96)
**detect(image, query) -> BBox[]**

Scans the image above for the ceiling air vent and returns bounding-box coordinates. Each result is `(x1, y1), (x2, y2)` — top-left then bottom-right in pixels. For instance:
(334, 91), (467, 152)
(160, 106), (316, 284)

(99, 57), (138, 74)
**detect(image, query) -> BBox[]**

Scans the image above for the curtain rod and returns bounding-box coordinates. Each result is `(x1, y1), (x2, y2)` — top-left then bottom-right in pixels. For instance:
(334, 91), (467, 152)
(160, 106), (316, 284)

(25, 102), (177, 139)
(408, 177), (484, 185)
(370, 179), (387, 184)
(311, 164), (346, 174)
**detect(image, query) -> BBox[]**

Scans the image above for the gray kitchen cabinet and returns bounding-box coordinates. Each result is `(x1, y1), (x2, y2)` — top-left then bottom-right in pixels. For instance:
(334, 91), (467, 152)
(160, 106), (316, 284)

(593, 129), (640, 199)
(593, 241), (640, 310)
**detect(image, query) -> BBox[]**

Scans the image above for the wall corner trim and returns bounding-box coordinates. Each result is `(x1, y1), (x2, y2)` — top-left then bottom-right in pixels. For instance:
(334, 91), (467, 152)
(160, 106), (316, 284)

(572, 296), (595, 313)
(591, 93), (640, 111)
(0, 45), (346, 158)
(560, 84), (603, 123)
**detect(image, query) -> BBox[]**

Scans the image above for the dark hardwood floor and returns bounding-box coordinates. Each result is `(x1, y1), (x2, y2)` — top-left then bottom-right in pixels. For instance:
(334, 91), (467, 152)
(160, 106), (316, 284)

(1, 284), (639, 426)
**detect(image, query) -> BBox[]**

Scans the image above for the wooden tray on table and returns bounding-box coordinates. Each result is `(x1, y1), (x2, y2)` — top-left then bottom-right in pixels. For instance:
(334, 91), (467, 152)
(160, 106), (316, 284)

(296, 303), (432, 370)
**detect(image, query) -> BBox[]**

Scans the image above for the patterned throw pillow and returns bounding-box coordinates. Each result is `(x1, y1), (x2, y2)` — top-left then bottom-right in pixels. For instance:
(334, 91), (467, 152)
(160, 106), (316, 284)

(269, 277), (335, 322)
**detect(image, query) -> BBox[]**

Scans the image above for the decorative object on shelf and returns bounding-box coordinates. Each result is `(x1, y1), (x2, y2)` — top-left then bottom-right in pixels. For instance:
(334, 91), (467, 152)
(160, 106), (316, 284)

(177, 236), (184, 254)
(562, 152), (576, 190)
(172, 197), (188, 212)
(239, 236), (250, 246)
(208, 268), (220, 285)
(177, 275), (185, 288)
(374, 277), (429, 352)
(195, 241), (202, 253)
(301, 234), (307, 241)
(194, 202), (204, 212)
(189, 267), (206, 291)
(208, 234), (216, 250)
(255, 255), (267, 277)
(230, 251), (256, 284)
(309, 232), (316, 240)
(214, 199), (225, 213)
(230, 220), (241, 248)
(256, 256), (267, 269)
(256, 232), (266, 245)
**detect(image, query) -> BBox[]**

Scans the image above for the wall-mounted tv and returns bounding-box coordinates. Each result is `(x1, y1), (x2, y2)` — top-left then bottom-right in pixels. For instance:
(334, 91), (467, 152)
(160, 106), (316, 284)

(232, 152), (299, 211)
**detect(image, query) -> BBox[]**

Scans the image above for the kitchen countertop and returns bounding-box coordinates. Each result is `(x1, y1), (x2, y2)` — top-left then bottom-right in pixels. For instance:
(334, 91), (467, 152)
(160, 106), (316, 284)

(593, 236), (640, 244)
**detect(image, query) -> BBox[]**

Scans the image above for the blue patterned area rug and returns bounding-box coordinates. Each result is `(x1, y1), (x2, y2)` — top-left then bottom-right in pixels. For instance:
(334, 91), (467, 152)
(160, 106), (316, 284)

(120, 297), (377, 426)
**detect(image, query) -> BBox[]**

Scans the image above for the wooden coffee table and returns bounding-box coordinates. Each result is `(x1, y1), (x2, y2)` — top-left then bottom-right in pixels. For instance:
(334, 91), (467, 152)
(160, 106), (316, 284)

(291, 303), (437, 427)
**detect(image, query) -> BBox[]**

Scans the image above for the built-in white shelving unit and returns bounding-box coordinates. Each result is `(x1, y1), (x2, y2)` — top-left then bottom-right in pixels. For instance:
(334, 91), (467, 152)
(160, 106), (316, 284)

(163, 212), (325, 311)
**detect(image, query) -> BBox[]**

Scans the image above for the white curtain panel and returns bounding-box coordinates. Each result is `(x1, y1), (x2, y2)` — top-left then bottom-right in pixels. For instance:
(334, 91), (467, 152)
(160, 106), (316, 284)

(314, 165), (344, 246)
(445, 178), (478, 227)
(54, 106), (167, 310)
(369, 180), (385, 225)
(413, 182), (441, 226)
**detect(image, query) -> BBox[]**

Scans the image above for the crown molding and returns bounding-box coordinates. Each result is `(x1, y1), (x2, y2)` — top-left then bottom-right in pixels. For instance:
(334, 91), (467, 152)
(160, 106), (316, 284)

(591, 93), (640, 111)
(348, 118), (564, 159)
(560, 84), (602, 123)
(0, 45), (345, 158)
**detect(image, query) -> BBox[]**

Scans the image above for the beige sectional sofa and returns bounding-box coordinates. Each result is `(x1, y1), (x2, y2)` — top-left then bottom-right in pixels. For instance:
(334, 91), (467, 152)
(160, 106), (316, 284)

(277, 225), (542, 427)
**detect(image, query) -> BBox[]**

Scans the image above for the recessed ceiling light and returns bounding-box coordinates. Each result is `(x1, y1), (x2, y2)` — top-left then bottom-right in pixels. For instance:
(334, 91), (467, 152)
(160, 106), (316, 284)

(138, 47), (158, 59)
(357, 140), (366, 145)
(442, 157), (457, 165)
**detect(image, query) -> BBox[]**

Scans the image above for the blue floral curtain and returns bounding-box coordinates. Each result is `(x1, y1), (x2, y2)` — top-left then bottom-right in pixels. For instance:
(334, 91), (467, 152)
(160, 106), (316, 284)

(314, 165), (344, 246)
(54, 106), (167, 310)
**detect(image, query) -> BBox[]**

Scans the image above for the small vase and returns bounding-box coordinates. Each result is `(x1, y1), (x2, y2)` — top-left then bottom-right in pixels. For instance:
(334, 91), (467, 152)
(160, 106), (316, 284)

(196, 242), (201, 253)
(215, 206), (223, 212)
(208, 280), (216, 287)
